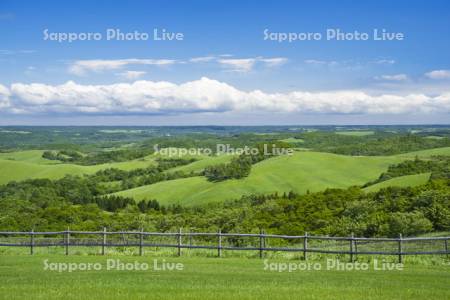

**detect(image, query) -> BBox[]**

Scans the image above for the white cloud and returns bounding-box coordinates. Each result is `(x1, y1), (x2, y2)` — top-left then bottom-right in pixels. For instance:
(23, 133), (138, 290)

(425, 70), (450, 80)
(304, 59), (326, 65)
(373, 59), (396, 65)
(259, 57), (288, 67)
(189, 56), (216, 63)
(304, 59), (339, 67)
(217, 57), (287, 72)
(1, 78), (449, 116)
(0, 49), (36, 55)
(217, 58), (257, 72)
(375, 74), (408, 81)
(116, 71), (147, 80)
(68, 59), (177, 75)
(0, 84), (11, 108)
(67, 56), (287, 75)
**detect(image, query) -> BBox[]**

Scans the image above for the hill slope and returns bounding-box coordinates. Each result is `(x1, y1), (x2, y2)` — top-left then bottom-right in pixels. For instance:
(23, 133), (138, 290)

(363, 173), (431, 193)
(115, 151), (409, 206)
(0, 150), (157, 184)
(116, 147), (450, 206)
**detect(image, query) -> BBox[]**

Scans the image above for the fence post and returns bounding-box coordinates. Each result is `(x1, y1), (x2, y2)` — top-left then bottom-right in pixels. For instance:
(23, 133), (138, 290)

(398, 233), (403, 263)
(177, 228), (182, 257)
(102, 227), (106, 256)
(65, 227), (70, 255)
(218, 229), (222, 257)
(303, 232), (308, 260)
(349, 232), (354, 262)
(139, 228), (143, 256)
(259, 228), (264, 259)
(30, 229), (34, 255)
(445, 238), (448, 259)
(263, 229), (266, 250)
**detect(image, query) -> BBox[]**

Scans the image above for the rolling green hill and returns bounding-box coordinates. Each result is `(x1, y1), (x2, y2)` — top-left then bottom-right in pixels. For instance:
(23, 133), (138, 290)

(0, 150), (157, 184)
(166, 154), (234, 174)
(335, 130), (375, 136)
(393, 147), (450, 158)
(114, 152), (403, 206)
(363, 173), (431, 193)
(0, 149), (234, 184)
(2, 147), (449, 200)
(115, 147), (450, 206)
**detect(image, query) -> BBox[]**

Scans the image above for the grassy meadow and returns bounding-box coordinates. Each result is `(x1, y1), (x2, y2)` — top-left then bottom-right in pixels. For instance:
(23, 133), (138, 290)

(2, 146), (449, 205)
(0, 254), (449, 300)
(363, 173), (431, 193)
(0, 150), (157, 184)
(115, 148), (450, 206)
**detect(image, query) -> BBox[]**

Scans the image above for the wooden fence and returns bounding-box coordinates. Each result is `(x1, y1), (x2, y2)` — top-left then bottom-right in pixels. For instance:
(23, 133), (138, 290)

(0, 229), (448, 263)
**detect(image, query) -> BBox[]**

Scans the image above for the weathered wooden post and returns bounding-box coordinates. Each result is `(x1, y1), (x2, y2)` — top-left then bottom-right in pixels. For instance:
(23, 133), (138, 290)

(65, 227), (70, 255)
(398, 233), (403, 263)
(259, 228), (264, 259)
(445, 238), (448, 259)
(263, 229), (266, 250)
(102, 227), (106, 256)
(303, 232), (308, 260)
(30, 229), (34, 255)
(139, 228), (143, 256)
(177, 228), (182, 257)
(349, 232), (354, 262)
(218, 229), (222, 257)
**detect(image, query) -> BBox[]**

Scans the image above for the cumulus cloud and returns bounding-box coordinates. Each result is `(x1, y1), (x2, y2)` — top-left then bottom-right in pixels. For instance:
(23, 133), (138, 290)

(68, 59), (177, 75)
(116, 71), (147, 80)
(375, 74), (408, 81)
(1, 78), (449, 116)
(0, 84), (11, 108)
(425, 70), (450, 80)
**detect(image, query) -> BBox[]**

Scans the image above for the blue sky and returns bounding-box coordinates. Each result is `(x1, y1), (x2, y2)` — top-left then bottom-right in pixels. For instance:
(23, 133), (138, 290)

(0, 0), (449, 125)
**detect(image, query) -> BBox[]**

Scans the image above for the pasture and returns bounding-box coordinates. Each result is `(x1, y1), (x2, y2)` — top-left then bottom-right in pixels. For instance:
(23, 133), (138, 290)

(363, 173), (431, 193)
(0, 255), (448, 300)
(115, 151), (414, 205)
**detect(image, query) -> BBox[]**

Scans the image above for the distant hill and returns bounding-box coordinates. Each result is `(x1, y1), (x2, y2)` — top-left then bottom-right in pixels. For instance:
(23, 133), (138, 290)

(115, 148), (450, 206)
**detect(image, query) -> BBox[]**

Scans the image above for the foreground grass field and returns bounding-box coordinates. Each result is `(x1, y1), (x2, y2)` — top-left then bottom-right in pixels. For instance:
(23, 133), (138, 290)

(0, 254), (448, 300)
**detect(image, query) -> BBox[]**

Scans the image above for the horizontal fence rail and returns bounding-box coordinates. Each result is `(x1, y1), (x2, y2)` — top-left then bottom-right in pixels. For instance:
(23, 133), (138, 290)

(0, 229), (448, 263)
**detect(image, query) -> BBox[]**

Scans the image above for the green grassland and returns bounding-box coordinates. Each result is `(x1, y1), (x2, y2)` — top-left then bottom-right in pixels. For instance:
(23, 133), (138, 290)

(279, 137), (305, 144)
(0, 150), (157, 184)
(0, 255), (448, 300)
(393, 146), (450, 158)
(0, 150), (61, 165)
(0, 149), (233, 184)
(166, 154), (234, 173)
(363, 173), (432, 193)
(335, 131), (375, 136)
(2, 147), (450, 204)
(115, 152), (402, 205)
(116, 147), (450, 206)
